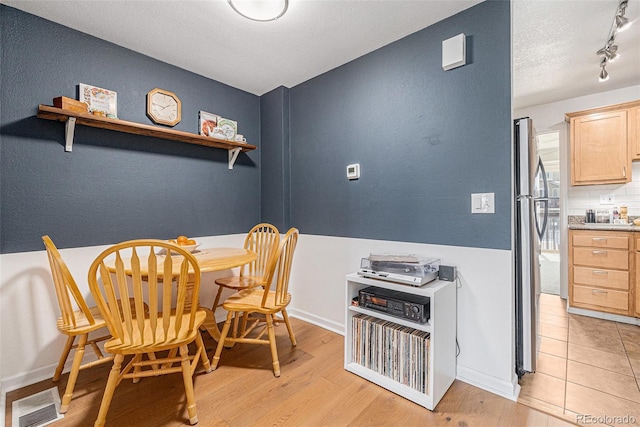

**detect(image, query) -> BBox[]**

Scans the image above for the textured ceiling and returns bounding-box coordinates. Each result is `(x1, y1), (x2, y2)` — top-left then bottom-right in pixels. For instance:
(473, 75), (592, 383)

(0, 0), (482, 96)
(513, 0), (640, 109)
(2, 0), (639, 108)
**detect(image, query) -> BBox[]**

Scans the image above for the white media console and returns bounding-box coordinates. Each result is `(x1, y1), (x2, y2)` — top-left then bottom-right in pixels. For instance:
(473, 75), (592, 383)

(344, 273), (457, 410)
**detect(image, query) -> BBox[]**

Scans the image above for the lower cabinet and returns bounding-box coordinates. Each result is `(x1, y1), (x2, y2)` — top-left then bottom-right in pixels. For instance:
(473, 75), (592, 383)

(569, 230), (633, 316)
(344, 273), (456, 410)
(636, 238), (640, 317)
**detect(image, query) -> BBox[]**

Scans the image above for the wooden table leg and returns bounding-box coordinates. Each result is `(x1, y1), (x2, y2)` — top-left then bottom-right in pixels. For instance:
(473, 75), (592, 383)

(201, 307), (222, 341)
(185, 278), (222, 341)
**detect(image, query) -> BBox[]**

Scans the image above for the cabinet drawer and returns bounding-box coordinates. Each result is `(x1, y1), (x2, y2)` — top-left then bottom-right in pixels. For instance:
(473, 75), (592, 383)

(573, 267), (629, 290)
(572, 234), (629, 249)
(573, 285), (628, 311)
(572, 247), (629, 270)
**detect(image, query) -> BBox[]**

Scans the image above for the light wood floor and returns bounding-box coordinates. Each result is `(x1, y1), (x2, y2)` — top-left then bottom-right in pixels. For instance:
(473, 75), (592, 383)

(6, 318), (573, 426)
(519, 293), (640, 425)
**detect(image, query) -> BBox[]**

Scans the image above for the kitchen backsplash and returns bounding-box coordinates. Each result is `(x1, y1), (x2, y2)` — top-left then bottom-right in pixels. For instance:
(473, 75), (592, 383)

(567, 162), (640, 216)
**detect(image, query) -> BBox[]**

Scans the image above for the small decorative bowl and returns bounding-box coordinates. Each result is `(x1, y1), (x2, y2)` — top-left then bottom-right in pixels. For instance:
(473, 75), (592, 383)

(163, 241), (199, 254)
(633, 218), (640, 226)
(177, 243), (199, 253)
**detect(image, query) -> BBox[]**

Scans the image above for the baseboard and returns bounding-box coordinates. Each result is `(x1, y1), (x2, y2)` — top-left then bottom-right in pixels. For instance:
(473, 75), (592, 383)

(567, 306), (640, 325)
(288, 308), (344, 336)
(456, 365), (519, 401)
(1, 363), (60, 395)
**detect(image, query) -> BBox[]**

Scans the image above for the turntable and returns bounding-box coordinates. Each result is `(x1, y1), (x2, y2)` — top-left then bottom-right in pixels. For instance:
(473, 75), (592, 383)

(357, 254), (440, 286)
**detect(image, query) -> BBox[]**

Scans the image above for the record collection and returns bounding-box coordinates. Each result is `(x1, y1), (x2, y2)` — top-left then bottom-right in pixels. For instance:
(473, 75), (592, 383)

(351, 314), (430, 394)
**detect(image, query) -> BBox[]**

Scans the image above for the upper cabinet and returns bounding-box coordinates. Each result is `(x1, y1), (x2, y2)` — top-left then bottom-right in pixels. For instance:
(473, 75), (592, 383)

(632, 105), (640, 160)
(566, 101), (640, 186)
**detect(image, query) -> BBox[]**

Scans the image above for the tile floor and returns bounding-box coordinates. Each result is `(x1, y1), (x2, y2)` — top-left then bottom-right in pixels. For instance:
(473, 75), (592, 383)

(519, 293), (640, 426)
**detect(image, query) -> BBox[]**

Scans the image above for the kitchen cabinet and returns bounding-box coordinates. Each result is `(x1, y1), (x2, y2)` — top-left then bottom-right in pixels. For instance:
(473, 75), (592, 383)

(632, 106), (640, 160)
(569, 230), (633, 316)
(344, 274), (456, 410)
(566, 100), (640, 186)
(636, 237), (640, 317)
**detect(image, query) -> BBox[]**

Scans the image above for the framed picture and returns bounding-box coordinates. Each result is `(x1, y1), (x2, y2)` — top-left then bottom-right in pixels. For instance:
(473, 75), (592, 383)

(199, 111), (220, 137)
(79, 83), (117, 117)
(218, 117), (237, 141)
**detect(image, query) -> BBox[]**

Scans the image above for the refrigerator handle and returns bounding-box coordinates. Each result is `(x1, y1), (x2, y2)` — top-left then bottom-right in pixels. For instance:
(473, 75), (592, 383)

(534, 158), (549, 240)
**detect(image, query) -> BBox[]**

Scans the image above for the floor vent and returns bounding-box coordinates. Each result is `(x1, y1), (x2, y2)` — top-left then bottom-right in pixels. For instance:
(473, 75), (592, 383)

(11, 387), (64, 427)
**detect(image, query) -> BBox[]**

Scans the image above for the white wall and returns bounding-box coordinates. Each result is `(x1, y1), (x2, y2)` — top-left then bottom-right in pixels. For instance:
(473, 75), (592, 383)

(1, 233), (519, 402)
(288, 234), (517, 400)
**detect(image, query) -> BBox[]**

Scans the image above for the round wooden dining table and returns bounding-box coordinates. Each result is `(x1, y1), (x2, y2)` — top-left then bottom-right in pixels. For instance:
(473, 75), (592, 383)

(105, 246), (256, 342)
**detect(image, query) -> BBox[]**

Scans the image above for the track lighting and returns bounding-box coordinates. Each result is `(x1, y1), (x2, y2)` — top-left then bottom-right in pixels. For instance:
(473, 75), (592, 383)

(596, 0), (632, 82)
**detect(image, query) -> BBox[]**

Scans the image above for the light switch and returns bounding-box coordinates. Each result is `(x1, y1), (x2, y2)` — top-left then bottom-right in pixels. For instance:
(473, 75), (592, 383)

(471, 193), (495, 214)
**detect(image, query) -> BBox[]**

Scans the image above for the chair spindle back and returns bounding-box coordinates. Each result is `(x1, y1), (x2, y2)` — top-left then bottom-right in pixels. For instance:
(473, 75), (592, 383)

(42, 235), (96, 329)
(261, 228), (299, 308)
(88, 240), (201, 347)
(242, 223), (280, 279)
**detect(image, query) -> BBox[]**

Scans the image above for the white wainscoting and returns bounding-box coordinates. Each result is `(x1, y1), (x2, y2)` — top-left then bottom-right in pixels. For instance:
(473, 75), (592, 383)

(0, 234), (246, 393)
(287, 234), (518, 400)
(0, 233), (518, 403)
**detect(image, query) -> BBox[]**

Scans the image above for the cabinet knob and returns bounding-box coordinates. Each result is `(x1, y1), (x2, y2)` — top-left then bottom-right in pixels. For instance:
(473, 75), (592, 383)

(623, 166), (627, 178)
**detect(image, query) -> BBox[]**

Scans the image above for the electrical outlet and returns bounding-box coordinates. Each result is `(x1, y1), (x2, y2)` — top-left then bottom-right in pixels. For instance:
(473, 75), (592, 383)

(600, 194), (615, 205)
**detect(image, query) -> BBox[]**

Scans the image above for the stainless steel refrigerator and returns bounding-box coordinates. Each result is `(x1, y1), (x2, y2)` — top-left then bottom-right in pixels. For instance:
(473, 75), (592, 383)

(514, 117), (549, 377)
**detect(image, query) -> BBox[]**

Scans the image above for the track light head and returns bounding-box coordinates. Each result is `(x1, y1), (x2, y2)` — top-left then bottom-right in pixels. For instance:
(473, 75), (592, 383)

(599, 65), (609, 82)
(616, 14), (631, 32)
(597, 45), (619, 62)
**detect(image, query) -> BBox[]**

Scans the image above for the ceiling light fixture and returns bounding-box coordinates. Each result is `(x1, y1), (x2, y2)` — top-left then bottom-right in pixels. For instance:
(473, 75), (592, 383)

(228, 0), (288, 22)
(596, 0), (632, 82)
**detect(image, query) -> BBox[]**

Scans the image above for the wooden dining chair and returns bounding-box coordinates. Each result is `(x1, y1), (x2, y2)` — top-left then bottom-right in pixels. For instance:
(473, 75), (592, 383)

(211, 228), (299, 377)
(42, 235), (116, 414)
(211, 223), (280, 313)
(87, 239), (211, 427)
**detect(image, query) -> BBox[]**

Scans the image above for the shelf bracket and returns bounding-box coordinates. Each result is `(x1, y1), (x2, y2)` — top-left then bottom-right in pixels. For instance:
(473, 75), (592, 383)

(64, 117), (76, 152)
(228, 147), (241, 170)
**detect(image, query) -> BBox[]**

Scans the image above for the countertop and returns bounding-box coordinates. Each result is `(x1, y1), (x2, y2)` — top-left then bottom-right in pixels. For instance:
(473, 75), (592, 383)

(568, 215), (640, 231)
(568, 223), (640, 231)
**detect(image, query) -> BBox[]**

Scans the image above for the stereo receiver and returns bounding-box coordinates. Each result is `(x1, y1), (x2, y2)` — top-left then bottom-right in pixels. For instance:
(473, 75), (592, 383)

(358, 286), (430, 324)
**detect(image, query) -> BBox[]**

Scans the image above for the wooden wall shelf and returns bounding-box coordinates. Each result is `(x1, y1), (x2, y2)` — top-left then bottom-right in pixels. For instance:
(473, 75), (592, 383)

(37, 105), (257, 169)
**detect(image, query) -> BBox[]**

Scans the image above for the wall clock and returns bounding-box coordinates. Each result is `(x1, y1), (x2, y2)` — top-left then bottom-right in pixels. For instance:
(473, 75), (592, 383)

(147, 88), (181, 126)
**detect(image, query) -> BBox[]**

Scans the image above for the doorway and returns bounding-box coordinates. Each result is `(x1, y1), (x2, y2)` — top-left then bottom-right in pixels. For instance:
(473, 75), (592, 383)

(537, 131), (560, 296)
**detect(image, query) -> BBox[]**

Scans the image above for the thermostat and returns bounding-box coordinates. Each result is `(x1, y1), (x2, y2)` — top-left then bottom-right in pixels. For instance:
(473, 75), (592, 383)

(347, 163), (360, 180)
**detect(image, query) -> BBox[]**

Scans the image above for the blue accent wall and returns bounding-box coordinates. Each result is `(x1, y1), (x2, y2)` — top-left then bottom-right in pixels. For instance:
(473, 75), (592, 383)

(0, 6), (261, 253)
(288, 0), (511, 250)
(260, 86), (291, 232)
(1, 1), (511, 254)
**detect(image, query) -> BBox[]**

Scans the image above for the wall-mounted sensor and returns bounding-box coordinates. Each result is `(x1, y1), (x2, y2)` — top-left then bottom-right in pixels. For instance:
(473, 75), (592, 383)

(347, 163), (360, 180)
(442, 33), (466, 71)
